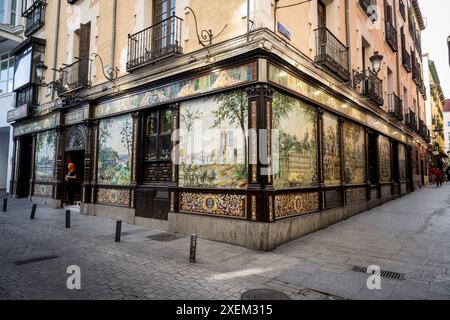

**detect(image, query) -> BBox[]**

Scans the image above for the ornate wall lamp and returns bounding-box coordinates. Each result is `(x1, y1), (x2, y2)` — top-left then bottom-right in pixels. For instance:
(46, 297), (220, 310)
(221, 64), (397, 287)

(35, 61), (67, 96)
(184, 6), (228, 62)
(353, 51), (384, 85)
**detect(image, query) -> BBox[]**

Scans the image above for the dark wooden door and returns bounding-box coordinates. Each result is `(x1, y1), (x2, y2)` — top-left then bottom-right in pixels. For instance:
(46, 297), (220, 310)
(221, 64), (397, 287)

(318, 1), (326, 28)
(78, 22), (91, 87)
(17, 135), (32, 198)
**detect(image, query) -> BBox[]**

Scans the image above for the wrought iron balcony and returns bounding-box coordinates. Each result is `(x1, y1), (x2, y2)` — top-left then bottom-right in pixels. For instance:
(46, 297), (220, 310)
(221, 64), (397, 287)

(405, 109), (417, 131)
(127, 15), (183, 71)
(412, 60), (421, 86)
(388, 93), (403, 121)
(359, 0), (377, 19)
(23, 0), (47, 37)
(419, 119), (428, 138)
(402, 47), (411, 73)
(314, 27), (350, 82)
(59, 59), (92, 94)
(354, 69), (384, 106)
(385, 20), (398, 52)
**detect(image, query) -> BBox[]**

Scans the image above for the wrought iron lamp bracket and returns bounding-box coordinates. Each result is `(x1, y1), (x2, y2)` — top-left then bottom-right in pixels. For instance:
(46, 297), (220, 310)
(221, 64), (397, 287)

(91, 53), (120, 89)
(185, 6), (227, 58)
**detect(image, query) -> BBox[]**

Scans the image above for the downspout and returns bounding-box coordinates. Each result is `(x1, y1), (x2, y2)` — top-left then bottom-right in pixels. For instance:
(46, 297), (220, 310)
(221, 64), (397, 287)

(344, 0), (351, 84)
(111, 0), (117, 67)
(393, 0), (401, 99)
(247, 0), (250, 42)
(51, 0), (61, 100)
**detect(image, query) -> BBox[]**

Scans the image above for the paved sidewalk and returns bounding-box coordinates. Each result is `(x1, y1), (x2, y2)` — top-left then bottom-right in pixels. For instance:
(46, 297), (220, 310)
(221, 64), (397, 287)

(1, 184), (450, 300)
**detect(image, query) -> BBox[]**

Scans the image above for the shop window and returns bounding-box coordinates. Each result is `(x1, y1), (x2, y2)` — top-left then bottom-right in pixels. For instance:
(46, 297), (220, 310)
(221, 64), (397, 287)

(145, 109), (171, 161)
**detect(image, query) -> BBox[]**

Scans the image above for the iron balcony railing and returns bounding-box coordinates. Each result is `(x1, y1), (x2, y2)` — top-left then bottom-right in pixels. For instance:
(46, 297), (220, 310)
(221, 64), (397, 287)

(355, 69), (384, 106)
(399, 0), (406, 21)
(388, 93), (403, 121)
(412, 60), (421, 86)
(402, 47), (411, 73)
(359, 0), (376, 18)
(314, 27), (350, 82)
(419, 119), (428, 138)
(127, 15), (183, 71)
(24, 1), (46, 37)
(59, 59), (92, 93)
(385, 20), (398, 52)
(405, 109), (417, 130)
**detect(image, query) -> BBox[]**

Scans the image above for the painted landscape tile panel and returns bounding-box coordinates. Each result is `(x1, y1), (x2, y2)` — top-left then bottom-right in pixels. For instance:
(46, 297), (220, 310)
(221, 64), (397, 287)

(379, 135), (392, 182)
(399, 143), (406, 180)
(272, 92), (318, 188)
(95, 62), (257, 118)
(323, 112), (341, 186)
(35, 130), (56, 182)
(98, 114), (133, 185)
(344, 122), (365, 184)
(179, 91), (248, 189)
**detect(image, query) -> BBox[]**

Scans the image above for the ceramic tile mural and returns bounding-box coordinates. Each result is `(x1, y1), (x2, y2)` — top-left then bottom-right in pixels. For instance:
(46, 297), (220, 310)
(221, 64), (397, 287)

(343, 122), (365, 184)
(398, 143), (406, 180)
(323, 113), (341, 186)
(35, 130), (56, 182)
(179, 91), (248, 189)
(97, 114), (133, 185)
(272, 92), (318, 188)
(379, 135), (392, 182)
(94, 62), (257, 118)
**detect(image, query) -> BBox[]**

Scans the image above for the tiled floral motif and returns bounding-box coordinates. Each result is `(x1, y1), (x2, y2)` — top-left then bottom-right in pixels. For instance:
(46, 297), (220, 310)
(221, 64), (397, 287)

(34, 184), (53, 198)
(179, 192), (246, 218)
(346, 187), (366, 203)
(274, 192), (319, 218)
(96, 188), (130, 207)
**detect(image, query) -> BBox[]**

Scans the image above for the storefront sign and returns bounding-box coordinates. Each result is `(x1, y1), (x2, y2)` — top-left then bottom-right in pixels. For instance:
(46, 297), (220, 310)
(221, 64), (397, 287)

(94, 61), (257, 118)
(277, 22), (291, 40)
(7, 105), (28, 122)
(64, 108), (85, 125)
(13, 114), (58, 137)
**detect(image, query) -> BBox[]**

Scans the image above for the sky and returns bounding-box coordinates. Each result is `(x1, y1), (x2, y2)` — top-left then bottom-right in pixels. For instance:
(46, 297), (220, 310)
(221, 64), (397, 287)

(419, 0), (450, 98)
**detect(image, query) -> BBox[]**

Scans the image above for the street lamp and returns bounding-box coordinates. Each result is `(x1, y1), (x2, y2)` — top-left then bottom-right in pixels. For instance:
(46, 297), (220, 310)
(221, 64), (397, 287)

(34, 61), (66, 96)
(353, 51), (384, 85)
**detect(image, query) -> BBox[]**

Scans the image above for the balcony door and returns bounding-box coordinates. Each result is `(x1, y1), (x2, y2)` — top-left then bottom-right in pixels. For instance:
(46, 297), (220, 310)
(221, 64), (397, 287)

(153, 0), (176, 57)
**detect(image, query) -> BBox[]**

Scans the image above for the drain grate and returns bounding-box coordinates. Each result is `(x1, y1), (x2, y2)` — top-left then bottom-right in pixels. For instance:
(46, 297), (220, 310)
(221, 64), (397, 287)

(14, 255), (59, 266)
(351, 265), (405, 281)
(147, 233), (182, 242)
(242, 289), (291, 300)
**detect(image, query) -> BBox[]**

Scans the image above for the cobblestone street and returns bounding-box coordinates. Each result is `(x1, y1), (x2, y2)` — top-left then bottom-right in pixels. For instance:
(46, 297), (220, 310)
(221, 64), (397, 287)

(1, 184), (450, 300)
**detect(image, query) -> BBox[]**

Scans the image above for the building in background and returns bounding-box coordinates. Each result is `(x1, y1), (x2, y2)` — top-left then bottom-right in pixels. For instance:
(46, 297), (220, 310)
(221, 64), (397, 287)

(443, 100), (450, 156)
(6, 0), (429, 250)
(0, 0), (23, 194)
(423, 56), (447, 174)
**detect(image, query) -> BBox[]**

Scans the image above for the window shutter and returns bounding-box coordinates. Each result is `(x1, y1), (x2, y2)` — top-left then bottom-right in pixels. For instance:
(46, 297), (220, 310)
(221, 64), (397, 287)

(79, 22), (91, 86)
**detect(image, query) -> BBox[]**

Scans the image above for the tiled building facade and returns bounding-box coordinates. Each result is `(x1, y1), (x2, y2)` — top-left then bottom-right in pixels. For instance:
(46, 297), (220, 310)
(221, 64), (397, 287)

(6, 0), (429, 250)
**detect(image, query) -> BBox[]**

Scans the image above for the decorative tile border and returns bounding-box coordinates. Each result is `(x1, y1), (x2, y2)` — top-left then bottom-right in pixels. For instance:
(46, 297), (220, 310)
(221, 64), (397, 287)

(96, 188), (130, 207)
(274, 192), (319, 218)
(179, 192), (246, 218)
(33, 184), (53, 198)
(346, 187), (367, 204)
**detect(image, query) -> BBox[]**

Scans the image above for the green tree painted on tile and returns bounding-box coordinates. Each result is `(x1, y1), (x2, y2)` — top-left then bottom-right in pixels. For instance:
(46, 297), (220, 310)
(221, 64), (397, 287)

(35, 130), (56, 182)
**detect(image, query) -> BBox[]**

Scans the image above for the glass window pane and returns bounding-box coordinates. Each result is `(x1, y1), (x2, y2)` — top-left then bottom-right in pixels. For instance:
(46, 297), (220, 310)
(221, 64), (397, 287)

(0, 81), (8, 94)
(145, 136), (157, 161)
(160, 110), (171, 133)
(159, 133), (171, 158)
(1, 61), (7, 81)
(146, 113), (158, 134)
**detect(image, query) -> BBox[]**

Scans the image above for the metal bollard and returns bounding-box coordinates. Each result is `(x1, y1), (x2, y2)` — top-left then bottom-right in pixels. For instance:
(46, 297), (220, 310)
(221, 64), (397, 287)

(30, 203), (37, 219)
(2, 198), (6, 212)
(189, 234), (197, 263)
(65, 210), (71, 229)
(115, 220), (122, 242)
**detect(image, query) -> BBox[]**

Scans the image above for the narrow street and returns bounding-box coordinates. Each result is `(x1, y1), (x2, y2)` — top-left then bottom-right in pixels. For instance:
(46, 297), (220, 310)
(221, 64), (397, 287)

(1, 184), (450, 300)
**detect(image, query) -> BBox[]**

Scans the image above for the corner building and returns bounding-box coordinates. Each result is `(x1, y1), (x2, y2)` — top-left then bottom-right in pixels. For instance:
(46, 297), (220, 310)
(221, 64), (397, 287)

(7, 0), (429, 250)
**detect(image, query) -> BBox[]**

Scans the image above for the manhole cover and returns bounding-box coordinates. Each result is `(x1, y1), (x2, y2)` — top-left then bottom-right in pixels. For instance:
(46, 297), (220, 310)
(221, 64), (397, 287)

(242, 289), (290, 300)
(147, 233), (182, 242)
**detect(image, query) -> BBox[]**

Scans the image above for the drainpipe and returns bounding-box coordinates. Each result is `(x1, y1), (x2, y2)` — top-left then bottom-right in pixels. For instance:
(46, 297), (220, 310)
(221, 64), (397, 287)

(345, 0), (351, 84)
(51, 0), (61, 100)
(393, 0), (401, 100)
(247, 0), (250, 42)
(111, 0), (117, 67)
